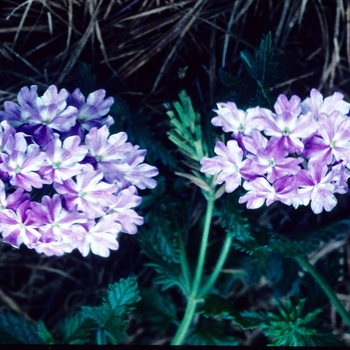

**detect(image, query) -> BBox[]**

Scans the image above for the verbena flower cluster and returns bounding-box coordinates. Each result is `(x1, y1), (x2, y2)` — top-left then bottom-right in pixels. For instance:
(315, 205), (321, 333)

(0, 85), (158, 257)
(201, 89), (350, 214)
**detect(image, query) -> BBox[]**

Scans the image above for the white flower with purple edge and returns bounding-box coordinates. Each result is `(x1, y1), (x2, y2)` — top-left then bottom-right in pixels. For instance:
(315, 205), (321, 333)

(0, 201), (41, 248)
(39, 133), (88, 184)
(0, 133), (48, 191)
(200, 140), (247, 193)
(54, 163), (119, 219)
(77, 216), (121, 258)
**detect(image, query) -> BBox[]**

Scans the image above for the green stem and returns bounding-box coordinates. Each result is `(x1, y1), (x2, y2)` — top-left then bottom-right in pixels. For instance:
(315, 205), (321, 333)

(296, 256), (350, 328)
(178, 231), (192, 295)
(171, 190), (215, 345)
(199, 234), (233, 298)
(171, 297), (199, 345)
(191, 192), (215, 296)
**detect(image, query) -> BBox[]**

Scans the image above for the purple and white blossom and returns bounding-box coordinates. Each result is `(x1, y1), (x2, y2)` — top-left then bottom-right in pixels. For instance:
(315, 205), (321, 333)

(54, 164), (119, 219)
(200, 140), (247, 192)
(201, 89), (350, 214)
(0, 84), (158, 257)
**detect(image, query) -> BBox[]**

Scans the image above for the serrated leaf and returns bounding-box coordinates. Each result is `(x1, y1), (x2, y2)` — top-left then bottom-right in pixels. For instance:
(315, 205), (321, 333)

(203, 295), (256, 330)
(37, 320), (55, 344)
(221, 196), (253, 241)
(246, 246), (272, 285)
(59, 311), (96, 344)
(138, 289), (178, 333)
(187, 320), (239, 346)
(82, 276), (141, 344)
(0, 311), (44, 344)
(269, 233), (319, 257)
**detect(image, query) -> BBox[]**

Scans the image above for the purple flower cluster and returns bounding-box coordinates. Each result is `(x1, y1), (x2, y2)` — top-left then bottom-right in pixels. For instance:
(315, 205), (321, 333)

(201, 89), (350, 214)
(0, 85), (158, 257)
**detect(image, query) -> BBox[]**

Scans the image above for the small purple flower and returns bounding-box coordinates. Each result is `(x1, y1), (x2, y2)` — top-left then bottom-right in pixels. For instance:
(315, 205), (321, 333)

(0, 179), (30, 210)
(246, 137), (303, 183)
(20, 85), (78, 147)
(115, 146), (159, 190)
(77, 216), (121, 257)
(303, 112), (350, 165)
(296, 163), (341, 214)
(238, 176), (297, 209)
(301, 88), (350, 121)
(39, 133), (88, 184)
(65, 88), (114, 138)
(107, 186), (143, 234)
(0, 133), (47, 191)
(212, 102), (261, 135)
(0, 201), (41, 248)
(30, 194), (87, 241)
(84, 125), (133, 182)
(0, 86), (38, 127)
(200, 140), (247, 193)
(259, 94), (318, 153)
(54, 164), (119, 219)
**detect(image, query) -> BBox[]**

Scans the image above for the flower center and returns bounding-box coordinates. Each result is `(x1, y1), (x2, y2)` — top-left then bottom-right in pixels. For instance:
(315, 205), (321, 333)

(78, 190), (85, 197)
(52, 162), (61, 169)
(269, 158), (276, 167)
(282, 127), (290, 136)
(238, 123), (244, 132)
(14, 165), (21, 174)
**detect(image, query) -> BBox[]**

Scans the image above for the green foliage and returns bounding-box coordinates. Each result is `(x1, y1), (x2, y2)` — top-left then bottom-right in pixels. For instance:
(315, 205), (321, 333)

(36, 276), (140, 345)
(221, 196), (253, 241)
(240, 32), (276, 106)
(138, 289), (178, 334)
(165, 90), (214, 194)
(203, 294), (256, 330)
(137, 185), (190, 293)
(57, 312), (96, 344)
(81, 276), (141, 345)
(0, 312), (44, 344)
(242, 299), (342, 346)
(187, 319), (239, 345)
(37, 321), (55, 344)
(165, 90), (208, 163)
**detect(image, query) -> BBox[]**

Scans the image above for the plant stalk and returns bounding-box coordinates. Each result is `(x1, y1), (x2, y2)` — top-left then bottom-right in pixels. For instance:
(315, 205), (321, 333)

(199, 233), (233, 298)
(296, 255), (350, 328)
(171, 189), (215, 345)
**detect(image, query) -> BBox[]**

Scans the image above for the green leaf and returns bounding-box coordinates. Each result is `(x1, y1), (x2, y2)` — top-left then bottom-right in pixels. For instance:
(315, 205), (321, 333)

(269, 233), (319, 257)
(203, 295), (256, 330)
(240, 32), (276, 106)
(82, 276), (141, 344)
(59, 312), (96, 344)
(137, 196), (188, 292)
(187, 320), (239, 345)
(0, 311), (44, 344)
(221, 196), (253, 241)
(37, 320), (55, 344)
(166, 90), (208, 162)
(138, 289), (178, 333)
(259, 298), (342, 346)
